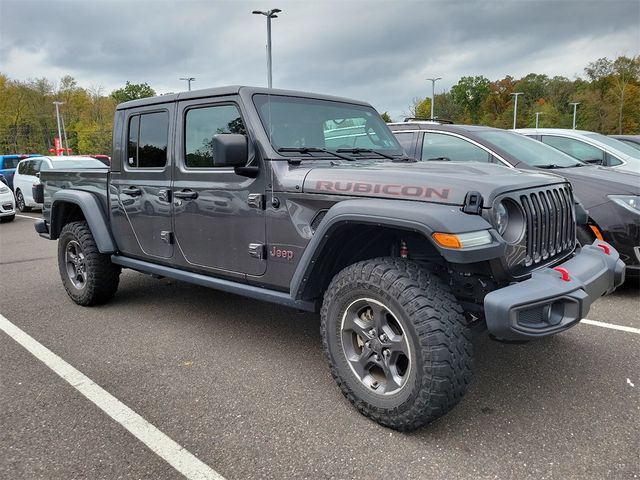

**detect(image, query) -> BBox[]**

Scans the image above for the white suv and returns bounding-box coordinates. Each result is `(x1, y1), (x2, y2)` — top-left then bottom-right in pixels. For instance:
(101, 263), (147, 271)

(13, 156), (107, 212)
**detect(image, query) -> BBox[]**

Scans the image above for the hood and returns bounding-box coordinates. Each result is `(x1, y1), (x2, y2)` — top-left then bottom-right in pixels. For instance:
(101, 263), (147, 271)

(551, 165), (640, 208)
(302, 161), (567, 206)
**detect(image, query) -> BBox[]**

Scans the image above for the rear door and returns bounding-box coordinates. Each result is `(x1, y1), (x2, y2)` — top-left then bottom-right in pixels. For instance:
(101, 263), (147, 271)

(171, 97), (267, 276)
(110, 105), (174, 259)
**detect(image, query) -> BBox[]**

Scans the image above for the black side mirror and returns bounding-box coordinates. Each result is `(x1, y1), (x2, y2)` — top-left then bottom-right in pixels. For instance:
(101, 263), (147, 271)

(212, 134), (248, 167)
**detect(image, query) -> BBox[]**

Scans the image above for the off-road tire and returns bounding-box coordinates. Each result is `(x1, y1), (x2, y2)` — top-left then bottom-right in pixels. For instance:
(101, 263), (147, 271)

(15, 190), (31, 212)
(58, 221), (121, 306)
(321, 257), (472, 431)
(0, 214), (15, 223)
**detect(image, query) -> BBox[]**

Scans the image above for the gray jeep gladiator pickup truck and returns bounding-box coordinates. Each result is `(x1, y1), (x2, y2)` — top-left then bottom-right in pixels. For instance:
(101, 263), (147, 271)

(35, 86), (625, 431)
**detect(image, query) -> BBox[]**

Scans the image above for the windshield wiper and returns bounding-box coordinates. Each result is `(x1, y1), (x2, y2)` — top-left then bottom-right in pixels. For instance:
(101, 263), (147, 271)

(425, 156), (451, 161)
(537, 164), (571, 169)
(277, 147), (356, 162)
(336, 147), (417, 163)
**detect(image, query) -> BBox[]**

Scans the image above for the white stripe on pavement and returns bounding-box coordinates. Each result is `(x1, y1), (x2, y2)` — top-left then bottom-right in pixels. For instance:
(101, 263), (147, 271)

(581, 318), (640, 335)
(16, 214), (41, 220)
(0, 313), (226, 480)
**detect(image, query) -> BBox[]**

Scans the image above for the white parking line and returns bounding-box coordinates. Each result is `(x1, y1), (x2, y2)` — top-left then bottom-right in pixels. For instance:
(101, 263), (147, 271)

(582, 318), (640, 335)
(0, 314), (226, 480)
(16, 214), (41, 220)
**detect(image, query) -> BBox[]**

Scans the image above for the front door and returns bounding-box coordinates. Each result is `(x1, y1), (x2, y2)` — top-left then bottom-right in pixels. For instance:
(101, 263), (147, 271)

(110, 106), (174, 259)
(172, 98), (266, 276)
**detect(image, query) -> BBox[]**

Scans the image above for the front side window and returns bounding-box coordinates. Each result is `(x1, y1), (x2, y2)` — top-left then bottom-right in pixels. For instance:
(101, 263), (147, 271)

(185, 105), (246, 168)
(253, 95), (402, 154)
(127, 111), (168, 168)
(17, 161), (26, 174)
(541, 136), (603, 163)
(421, 133), (491, 162)
(3, 158), (20, 169)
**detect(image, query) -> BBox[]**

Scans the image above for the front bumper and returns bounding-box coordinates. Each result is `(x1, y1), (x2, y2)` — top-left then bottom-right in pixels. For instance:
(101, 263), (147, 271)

(484, 241), (625, 341)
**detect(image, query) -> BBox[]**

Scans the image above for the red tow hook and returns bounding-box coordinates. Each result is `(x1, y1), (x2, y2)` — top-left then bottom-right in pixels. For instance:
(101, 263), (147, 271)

(553, 267), (571, 282)
(597, 243), (611, 255)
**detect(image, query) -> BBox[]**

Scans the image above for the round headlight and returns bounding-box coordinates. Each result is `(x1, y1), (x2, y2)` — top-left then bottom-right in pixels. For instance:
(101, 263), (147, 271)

(493, 201), (509, 236)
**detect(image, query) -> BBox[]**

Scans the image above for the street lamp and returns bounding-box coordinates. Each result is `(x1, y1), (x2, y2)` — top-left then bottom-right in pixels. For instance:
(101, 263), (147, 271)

(535, 111), (542, 128)
(252, 8), (282, 88)
(569, 102), (580, 129)
(180, 77), (196, 91)
(53, 101), (64, 155)
(510, 92), (524, 129)
(426, 77), (441, 119)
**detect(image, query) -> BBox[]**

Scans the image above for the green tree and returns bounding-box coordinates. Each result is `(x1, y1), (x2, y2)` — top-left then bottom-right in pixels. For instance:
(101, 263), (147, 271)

(110, 81), (156, 104)
(379, 111), (392, 123)
(450, 76), (491, 124)
(406, 97), (431, 120)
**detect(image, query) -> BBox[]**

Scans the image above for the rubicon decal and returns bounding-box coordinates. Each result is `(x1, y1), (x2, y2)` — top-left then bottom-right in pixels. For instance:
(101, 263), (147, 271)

(315, 181), (450, 200)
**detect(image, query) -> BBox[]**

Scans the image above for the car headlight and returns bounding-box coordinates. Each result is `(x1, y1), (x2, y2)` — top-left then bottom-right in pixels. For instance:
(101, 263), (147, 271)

(0, 185), (9, 194)
(492, 201), (509, 235)
(608, 195), (640, 213)
(491, 199), (526, 243)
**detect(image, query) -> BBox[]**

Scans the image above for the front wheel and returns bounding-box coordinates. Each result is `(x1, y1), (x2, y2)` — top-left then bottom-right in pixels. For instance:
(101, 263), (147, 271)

(15, 190), (31, 212)
(58, 221), (121, 305)
(321, 258), (472, 431)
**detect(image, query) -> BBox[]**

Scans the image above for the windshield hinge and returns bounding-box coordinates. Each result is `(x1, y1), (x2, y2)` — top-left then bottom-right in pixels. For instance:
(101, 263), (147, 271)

(462, 191), (483, 215)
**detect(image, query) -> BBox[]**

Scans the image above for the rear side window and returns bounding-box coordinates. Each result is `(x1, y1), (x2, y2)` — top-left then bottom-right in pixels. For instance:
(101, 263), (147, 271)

(421, 133), (491, 162)
(541, 136), (604, 163)
(127, 111), (169, 168)
(184, 105), (246, 168)
(2, 158), (20, 169)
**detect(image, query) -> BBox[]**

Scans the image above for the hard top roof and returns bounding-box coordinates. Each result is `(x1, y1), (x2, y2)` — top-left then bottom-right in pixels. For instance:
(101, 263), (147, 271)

(116, 86), (372, 110)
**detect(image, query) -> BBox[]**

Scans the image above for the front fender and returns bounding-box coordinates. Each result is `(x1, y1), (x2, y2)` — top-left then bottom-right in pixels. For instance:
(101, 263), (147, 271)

(50, 190), (116, 253)
(290, 198), (506, 300)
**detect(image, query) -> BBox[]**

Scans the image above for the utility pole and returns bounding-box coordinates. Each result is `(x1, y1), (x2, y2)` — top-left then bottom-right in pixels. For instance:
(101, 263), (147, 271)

(180, 77), (196, 91)
(53, 101), (64, 155)
(535, 112), (542, 128)
(252, 8), (282, 88)
(426, 77), (441, 119)
(61, 112), (70, 154)
(569, 102), (580, 129)
(510, 92), (524, 129)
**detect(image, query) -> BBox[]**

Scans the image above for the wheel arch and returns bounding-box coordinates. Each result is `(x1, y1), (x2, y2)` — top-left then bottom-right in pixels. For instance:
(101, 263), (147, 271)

(50, 190), (116, 253)
(290, 198), (504, 303)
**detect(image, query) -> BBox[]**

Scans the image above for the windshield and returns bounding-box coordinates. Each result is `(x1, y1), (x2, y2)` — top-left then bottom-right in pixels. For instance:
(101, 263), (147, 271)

(583, 133), (640, 158)
(253, 94), (403, 156)
(476, 130), (582, 167)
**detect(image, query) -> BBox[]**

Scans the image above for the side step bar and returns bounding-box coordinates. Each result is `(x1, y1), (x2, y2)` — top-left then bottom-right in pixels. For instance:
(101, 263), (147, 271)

(111, 255), (316, 312)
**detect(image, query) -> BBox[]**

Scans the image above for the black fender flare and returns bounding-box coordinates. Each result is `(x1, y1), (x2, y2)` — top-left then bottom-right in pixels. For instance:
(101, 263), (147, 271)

(289, 198), (506, 300)
(49, 190), (116, 253)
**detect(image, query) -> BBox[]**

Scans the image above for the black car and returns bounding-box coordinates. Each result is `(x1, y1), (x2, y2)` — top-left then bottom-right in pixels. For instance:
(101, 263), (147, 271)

(389, 122), (640, 277)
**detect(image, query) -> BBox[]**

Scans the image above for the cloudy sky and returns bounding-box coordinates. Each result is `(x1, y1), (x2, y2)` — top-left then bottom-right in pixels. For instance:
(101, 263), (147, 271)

(1, 0), (638, 119)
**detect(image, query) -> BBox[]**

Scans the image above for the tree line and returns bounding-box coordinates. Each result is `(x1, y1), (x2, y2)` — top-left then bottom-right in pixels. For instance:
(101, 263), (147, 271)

(0, 55), (638, 155)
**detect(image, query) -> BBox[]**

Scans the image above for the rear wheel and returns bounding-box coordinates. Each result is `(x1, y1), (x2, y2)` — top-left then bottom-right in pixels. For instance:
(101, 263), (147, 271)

(321, 257), (472, 431)
(58, 221), (121, 305)
(15, 190), (31, 212)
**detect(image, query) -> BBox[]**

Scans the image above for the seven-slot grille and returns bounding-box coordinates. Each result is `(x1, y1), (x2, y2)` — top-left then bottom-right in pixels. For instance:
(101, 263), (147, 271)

(519, 185), (575, 266)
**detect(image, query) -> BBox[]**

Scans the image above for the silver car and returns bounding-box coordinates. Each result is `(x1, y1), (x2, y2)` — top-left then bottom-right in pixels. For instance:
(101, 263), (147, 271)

(513, 128), (640, 173)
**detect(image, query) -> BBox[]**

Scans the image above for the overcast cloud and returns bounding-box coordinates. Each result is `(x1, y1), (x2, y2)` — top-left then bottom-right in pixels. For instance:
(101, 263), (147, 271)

(1, 0), (638, 119)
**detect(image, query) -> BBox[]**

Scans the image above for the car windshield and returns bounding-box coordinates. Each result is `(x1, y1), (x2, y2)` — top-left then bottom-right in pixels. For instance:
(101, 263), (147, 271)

(253, 94), (403, 156)
(475, 130), (583, 167)
(583, 133), (640, 158)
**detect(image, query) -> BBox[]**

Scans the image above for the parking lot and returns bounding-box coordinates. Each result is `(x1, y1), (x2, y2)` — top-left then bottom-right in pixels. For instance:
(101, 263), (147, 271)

(1, 212), (638, 480)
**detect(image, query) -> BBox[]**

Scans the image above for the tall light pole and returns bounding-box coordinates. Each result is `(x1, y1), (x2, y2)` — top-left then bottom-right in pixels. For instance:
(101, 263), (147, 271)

(252, 8), (281, 88)
(53, 101), (64, 155)
(510, 92), (524, 129)
(426, 77), (441, 119)
(569, 102), (580, 129)
(535, 111), (542, 128)
(180, 77), (196, 91)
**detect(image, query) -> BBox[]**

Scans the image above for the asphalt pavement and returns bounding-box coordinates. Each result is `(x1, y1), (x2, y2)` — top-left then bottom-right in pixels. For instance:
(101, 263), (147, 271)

(1, 212), (638, 480)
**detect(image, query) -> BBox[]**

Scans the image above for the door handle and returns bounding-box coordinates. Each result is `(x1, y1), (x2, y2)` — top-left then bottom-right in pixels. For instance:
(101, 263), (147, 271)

(122, 187), (142, 196)
(174, 190), (198, 200)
